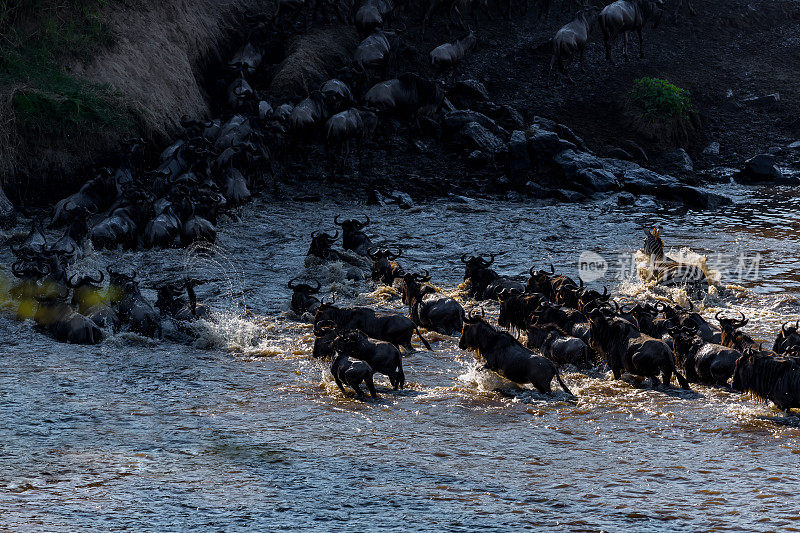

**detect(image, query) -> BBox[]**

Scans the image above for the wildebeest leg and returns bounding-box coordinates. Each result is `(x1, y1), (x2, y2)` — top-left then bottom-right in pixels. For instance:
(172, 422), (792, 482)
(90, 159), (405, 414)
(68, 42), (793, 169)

(603, 30), (612, 61)
(638, 29), (644, 59)
(365, 374), (377, 398)
(349, 379), (365, 398)
(422, 1), (438, 38)
(651, 374), (662, 388)
(334, 375), (348, 396)
(623, 32), (629, 62)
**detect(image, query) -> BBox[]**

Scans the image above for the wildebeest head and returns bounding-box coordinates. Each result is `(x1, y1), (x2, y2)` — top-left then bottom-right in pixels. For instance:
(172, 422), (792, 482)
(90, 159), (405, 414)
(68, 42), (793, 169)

(288, 276), (321, 295)
(716, 311), (748, 347)
(458, 308), (489, 351)
(774, 321), (800, 355)
(731, 347), (789, 394)
(577, 286), (609, 312)
(368, 246), (403, 282)
(334, 214), (369, 233)
(308, 230), (339, 259)
(401, 270), (431, 305)
(526, 265), (554, 295)
(461, 253), (495, 281)
(67, 270), (105, 311)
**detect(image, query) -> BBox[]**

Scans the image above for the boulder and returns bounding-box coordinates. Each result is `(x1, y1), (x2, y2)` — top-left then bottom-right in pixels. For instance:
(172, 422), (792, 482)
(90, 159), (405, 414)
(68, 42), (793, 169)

(617, 192), (636, 206)
(532, 116), (587, 151)
(742, 93), (780, 106)
(387, 190), (415, 209)
(702, 142), (720, 156)
(508, 130), (531, 182)
(732, 153), (784, 183)
(367, 189), (387, 206)
(552, 189), (586, 203)
(574, 167), (619, 193)
(659, 148), (693, 173)
(622, 168), (730, 208)
(525, 181), (552, 199)
(527, 127), (577, 161)
(461, 122), (507, 156)
(483, 104), (526, 131)
(601, 157), (641, 177)
(453, 79), (490, 101)
(346, 267), (366, 281)
(787, 140), (800, 151)
(553, 149), (605, 180)
(622, 167), (674, 191)
(467, 149), (490, 168)
(443, 109), (508, 138)
(0, 185), (14, 228)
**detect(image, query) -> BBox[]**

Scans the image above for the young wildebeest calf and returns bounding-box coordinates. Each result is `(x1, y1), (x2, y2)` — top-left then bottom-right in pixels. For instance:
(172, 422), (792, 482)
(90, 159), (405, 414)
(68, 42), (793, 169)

(599, 0), (664, 62)
(459, 311), (574, 395)
(551, 7), (599, 81)
(331, 353), (378, 399)
(334, 329), (405, 389)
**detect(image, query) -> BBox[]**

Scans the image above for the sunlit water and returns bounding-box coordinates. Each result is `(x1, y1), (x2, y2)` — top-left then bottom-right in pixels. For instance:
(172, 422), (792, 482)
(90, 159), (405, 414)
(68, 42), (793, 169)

(2, 182), (800, 531)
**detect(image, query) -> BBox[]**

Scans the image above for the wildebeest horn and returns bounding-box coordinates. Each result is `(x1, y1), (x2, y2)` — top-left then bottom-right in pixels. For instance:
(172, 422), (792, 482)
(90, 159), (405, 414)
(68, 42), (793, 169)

(360, 215), (370, 226)
(735, 311), (748, 328)
(715, 311), (724, 323)
(334, 214), (343, 225)
(783, 321), (791, 334)
(388, 247), (402, 260)
(314, 319), (337, 335)
(414, 269), (431, 282)
(309, 279), (321, 293)
(367, 246), (380, 260)
(288, 276), (300, 290)
(464, 308), (484, 323)
(311, 230), (321, 239)
(485, 253), (496, 266)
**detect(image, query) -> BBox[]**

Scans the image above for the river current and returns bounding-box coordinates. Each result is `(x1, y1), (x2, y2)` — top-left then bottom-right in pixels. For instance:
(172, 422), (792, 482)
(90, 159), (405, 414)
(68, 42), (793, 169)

(2, 182), (800, 531)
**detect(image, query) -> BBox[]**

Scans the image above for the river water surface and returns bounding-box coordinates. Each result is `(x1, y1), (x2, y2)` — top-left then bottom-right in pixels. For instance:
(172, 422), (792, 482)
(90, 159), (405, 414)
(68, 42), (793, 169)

(2, 183), (800, 531)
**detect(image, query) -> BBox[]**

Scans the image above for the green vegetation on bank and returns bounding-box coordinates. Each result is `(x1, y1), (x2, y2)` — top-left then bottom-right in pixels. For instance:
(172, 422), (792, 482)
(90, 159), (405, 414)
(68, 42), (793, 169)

(628, 77), (692, 122)
(1, 0), (138, 141)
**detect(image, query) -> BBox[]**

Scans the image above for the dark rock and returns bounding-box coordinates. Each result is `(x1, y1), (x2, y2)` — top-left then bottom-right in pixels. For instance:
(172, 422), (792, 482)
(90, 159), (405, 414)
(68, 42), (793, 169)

(702, 142), (720, 156)
(0, 185), (14, 228)
(552, 189), (586, 203)
(606, 147), (634, 161)
(620, 140), (648, 162)
(467, 150), (490, 168)
(659, 148), (694, 173)
(790, 117), (800, 136)
(461, 122), (507, 155)
(601, 158), (641, 177)
(622, 167), (673, 191)
(733, 153), (784, 183)
(787, 140), (800, 151)
(574, 167), (619, 193)
(506, 191), (523, 202)
(525, 181), (551, 199)
(387, 190), (415, 209)
(346, 267), (366, 281)
(453, 79), (490, 101)
(617, 192), (636, 206)
(532, 116), (587, 151)
(742, 93), (780, 106)
(622, 168), (730, 208)
(294, 194), (321, 202)
(367, 189), (387, 206)
(527, 127), (577, 161)
(484, 104), (526, 132)
(553, 149), (605, 180)
(443, 110), (508, 138)
(508, 130), (531, 182)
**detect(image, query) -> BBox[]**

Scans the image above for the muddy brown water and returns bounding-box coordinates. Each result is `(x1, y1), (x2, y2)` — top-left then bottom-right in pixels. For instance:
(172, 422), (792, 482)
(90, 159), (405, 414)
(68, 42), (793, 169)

(2, 182), (800, 531)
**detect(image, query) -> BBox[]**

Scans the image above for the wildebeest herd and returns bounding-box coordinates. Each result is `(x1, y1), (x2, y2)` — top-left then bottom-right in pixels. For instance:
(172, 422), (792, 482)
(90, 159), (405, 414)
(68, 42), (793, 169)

(294, 220), (800, 416)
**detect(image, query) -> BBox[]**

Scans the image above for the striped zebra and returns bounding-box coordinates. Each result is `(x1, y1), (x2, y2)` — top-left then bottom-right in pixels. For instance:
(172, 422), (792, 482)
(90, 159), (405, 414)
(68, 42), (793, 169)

(642, 228), (707, 290)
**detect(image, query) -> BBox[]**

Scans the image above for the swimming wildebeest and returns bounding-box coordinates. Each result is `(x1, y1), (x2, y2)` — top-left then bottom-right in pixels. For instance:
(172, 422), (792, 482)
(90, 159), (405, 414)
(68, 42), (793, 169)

(288, 277), (322, 316)
(312, 319), (342, 360)
(496, 288), (548, 333)
(670, 324), (741, 386)
(462, 253), (525, 301)
(526, 321), (590, 367)
(459, 310), (574, 395)
(401, 271), (464, 336)
(315, 303), (432, 352)
(588, 306), (690, 389)
(109, 268), (162, 339)
(307, 230), (341, 260)
(551, 7), (599, 81)
(368, 247), (404, 285)
(733, 349), (800, 414)
(333, 329), (405, 389)
(33, 284), (103, 345)
(716, 311), (760, 353)
(599, 0), (664, 62)
(330, 353), (378, 399)
(773, 321), (800, 355)
(334, 215), (373, 255)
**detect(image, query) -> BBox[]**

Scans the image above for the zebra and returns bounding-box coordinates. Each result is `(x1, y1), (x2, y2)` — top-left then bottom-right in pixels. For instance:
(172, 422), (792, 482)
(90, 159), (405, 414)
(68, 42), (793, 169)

(642, 228), (707, 292)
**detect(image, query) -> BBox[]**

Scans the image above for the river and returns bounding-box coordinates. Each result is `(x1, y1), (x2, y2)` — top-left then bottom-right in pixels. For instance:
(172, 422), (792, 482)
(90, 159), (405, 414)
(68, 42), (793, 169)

(1, 181), (799, 531)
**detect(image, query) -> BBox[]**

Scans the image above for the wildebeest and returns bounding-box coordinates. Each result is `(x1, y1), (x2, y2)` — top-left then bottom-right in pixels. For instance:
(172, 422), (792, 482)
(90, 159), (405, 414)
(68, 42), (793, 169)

(334, 215), (373, 255)
(312, 320), (342, 360)
(671, 325), (740, 386)
(325, 107), (378, 171)
(289, 90), (329, 143)
(364, 73), (444, 117)
(462, 254), (525, 301)
(66, 271), (105, 314)
(430, 30), (477, 72)
(355, 0), (396, 36)
(588, 308), (690, 389)
(354, 31), (393, 76)
(330, 353), (378, 399)
(142, 201), (181, 248)
(773, 321), (800, 355)
(526, 321), (590, 367)
(459, 310), (574, 395)
(661, 301), (720, 344)
(288, 277), (322, 316)
(717, 311), (759, 353)
(401, 271), (464, 336)
(308, 230), (341, 260)
(497, 288), (547, 333)
(333, 329), (405, 389)
(315, 303), (432, 351)
(369, 246), (404, 285)
(599, 0), (664, 62)
(733, 349), (800, 414)
(155, 280), (210, 321)
(642, 228), (707, 291)
(551, 7), (599, 81)
(110, 269), (162, 339)
(319, 79), (354, 112)
(33, 284), (103, 345)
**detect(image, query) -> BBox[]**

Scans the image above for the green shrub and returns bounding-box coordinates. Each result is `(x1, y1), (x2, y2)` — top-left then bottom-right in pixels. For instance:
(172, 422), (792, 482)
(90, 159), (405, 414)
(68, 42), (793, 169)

(628, 77), (692, 122)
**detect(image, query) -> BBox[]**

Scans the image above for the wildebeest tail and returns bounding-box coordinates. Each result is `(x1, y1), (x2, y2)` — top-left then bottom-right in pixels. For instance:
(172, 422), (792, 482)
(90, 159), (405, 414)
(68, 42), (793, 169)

(415, 325), (432, 351)
(554, 366), (575, 397)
